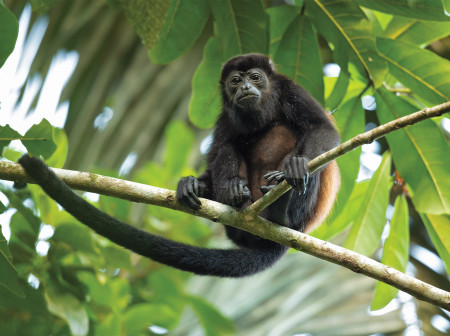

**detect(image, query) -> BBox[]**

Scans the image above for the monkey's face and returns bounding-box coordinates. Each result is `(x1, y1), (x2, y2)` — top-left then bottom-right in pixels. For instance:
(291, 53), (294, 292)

(225, 68), (269, 109)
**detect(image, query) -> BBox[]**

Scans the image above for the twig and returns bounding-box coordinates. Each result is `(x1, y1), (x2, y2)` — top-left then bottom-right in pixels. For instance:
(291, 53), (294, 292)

(0, 101), (449, 310)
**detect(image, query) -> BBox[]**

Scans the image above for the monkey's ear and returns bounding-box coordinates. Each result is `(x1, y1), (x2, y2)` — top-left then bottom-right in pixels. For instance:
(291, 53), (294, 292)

(268, 58), (276, 72)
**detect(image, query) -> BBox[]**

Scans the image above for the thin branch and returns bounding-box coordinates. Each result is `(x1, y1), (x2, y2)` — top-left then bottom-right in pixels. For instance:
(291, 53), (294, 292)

(0, 102), (449, 310)
(245, 101), (450, 215)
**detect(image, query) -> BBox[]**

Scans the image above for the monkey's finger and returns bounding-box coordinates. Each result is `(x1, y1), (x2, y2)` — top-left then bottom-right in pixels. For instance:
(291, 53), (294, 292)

(186, 181), (201, 208)
(243, 186), (251, 200)
(193, 177), (199, 196)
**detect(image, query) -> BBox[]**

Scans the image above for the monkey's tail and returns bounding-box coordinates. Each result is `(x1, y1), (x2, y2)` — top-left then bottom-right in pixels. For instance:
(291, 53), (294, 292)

(19, 155), (287, 278)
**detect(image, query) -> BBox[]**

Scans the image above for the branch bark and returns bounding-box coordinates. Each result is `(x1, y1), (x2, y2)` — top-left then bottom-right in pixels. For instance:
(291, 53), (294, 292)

(1, 102), (449, 310)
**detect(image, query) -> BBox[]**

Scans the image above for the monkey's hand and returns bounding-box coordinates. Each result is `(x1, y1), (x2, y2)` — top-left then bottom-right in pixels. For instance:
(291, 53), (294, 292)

(264, 157), (309, 194)
(220, 177), (251, 207)
(176, 176), (207, 211)
(284, 156), (309, 194)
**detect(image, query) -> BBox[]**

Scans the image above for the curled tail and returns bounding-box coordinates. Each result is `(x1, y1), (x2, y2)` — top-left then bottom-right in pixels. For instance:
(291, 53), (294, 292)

(19, 155), (287, 277)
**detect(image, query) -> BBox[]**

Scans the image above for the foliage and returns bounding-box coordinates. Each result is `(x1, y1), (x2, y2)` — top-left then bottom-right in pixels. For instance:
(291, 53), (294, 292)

(0, 0), (449, 335)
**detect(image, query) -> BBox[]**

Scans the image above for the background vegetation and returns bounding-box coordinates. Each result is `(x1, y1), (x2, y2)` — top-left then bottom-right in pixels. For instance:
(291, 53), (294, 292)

(0, 0), (449, 335)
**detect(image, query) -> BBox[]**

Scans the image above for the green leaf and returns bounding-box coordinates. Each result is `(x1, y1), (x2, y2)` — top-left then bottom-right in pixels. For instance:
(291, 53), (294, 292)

(0, 230), (24, 298)
(45, 283), (89, 336)
(209, 0), (269, 57)
(22, 119), (57, 159)
(344, 152), (391, 256)
(189, 37), (223, 128)
(0, 2), (18, 68)
(164, 121), (194, 176)
(328, 96), (365, 220)
(46, 127), (68, 168)
(189, 296), (235, 336)
(371, 195), (409, 310)
(274, 14), (324, 104)
(420, 213), (450, 275)
(313, 180), (369, 240)
(375, 89), (450, 214)
(266, 6), (301, 56)
(52, 222), (98, 256)
(356, 0), (450, 21)
(325, 71), (350, 111)
(148, 0), (210, 64)
(306, 0), (387, 87)
(376, 37), (450, 105)
(0, 125), (21, 154)
(124, 303), (177, 333)
(383, 16), (450, 46)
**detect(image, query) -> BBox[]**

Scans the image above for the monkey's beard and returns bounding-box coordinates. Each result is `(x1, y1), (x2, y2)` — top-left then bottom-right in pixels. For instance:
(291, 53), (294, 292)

(230, 97), (278, 135)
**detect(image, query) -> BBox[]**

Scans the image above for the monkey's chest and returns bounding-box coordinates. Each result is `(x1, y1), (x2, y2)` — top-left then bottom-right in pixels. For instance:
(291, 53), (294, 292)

(245, 125), (296, 200)
(249, 125), (296, 169)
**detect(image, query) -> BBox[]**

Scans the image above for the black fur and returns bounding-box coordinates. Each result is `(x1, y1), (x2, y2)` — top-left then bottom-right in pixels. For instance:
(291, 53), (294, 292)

(19, 54), (339, 278)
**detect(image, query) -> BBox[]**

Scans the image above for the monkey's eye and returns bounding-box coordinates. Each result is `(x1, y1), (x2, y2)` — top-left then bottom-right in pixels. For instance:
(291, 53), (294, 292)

(250, 73), (261, 82)
(230, 76), (241, 85)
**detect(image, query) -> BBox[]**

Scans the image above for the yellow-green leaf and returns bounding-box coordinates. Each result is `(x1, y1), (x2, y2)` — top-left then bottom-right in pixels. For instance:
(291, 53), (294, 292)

(371, 195), (409, 310)
(377, 37), (450, 105)
(344, 152), (391, 256)
(375, 89), (450, 214)
(421, 214), (450, 275)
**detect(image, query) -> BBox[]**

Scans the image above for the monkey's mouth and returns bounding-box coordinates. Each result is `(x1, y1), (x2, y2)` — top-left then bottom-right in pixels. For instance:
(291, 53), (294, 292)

(238, 93), (259, 101)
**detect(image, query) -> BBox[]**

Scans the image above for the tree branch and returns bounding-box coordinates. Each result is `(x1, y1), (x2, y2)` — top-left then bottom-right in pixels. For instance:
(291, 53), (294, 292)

(0, 102), (449, 310)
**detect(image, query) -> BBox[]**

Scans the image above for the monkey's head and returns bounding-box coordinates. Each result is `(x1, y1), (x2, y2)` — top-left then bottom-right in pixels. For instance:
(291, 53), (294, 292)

(220, 54), (279, 132)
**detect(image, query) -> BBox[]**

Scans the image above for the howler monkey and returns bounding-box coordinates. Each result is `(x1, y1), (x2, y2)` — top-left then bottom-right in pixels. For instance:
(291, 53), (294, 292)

(19, 54), (340, 278)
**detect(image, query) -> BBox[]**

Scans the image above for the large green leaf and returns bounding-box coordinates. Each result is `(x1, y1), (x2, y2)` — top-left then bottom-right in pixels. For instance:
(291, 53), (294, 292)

(328, 96), (365, 220)
(420, 213), (450, 275)
(383, 16), (450, 46)
(376, 37), (450, 105)
(208, 0), (269, 57)
(189, 37), (223, 128)
(266, 5), (301, 56)
(274, 15), (324, 104)
(375, 89), (450, 214)
(371, 195), (409, 310)
(306, 0), (387, 87)
(344, 152), (391, 256)
(356, 0), (450, 21)
(0, 1), (18, 68)
(148, 0), (210, 64)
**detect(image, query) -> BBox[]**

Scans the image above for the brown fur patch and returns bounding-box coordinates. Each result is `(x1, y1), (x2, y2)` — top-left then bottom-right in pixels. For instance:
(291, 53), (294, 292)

(304, 161), (340, 233)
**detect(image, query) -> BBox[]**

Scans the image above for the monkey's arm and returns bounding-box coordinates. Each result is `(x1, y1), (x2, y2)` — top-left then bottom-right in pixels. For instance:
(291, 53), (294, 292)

(266, 121), (340, 193)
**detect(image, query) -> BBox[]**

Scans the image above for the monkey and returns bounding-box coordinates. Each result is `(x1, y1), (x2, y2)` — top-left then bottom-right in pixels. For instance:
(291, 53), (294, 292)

(19, 54), (340, 278)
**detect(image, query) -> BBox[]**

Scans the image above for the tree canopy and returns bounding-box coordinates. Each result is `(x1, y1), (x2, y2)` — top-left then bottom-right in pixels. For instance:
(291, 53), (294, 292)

(0, 0), (449, 335)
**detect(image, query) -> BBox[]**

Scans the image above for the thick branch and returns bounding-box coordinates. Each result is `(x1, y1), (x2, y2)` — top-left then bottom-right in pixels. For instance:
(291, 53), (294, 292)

(0, 102), (449, 310)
